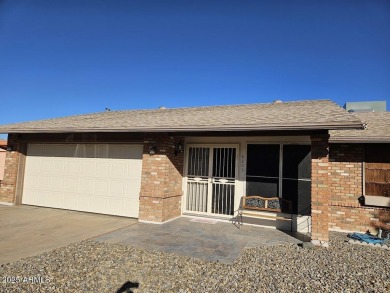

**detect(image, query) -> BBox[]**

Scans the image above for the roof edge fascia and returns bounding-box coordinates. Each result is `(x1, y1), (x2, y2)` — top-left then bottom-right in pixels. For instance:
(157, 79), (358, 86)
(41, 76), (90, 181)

(0, 122), (364, 134)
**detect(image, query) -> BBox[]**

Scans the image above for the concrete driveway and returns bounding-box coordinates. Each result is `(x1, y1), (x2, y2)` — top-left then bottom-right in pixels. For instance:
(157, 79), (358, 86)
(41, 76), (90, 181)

(0, 205), (137, 265)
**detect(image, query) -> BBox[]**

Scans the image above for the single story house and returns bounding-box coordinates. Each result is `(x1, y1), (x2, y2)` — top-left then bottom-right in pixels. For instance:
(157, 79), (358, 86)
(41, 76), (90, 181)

(1, 99), (387, 247)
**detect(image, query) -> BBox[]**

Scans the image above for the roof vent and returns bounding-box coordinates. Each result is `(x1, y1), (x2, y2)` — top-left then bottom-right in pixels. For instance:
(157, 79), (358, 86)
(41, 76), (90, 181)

(273, 100), (282, 104)
(159, 106), (167, 109)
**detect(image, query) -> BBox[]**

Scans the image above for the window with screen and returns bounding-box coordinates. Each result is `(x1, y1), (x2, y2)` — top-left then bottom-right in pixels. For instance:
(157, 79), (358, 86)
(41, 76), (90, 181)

(282, 145), (311, 214)
(246, 144), (280, 198)
(246, 144), (311, 214)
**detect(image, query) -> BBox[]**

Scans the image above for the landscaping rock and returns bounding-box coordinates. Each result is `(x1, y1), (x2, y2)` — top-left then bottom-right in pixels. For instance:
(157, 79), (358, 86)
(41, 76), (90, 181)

(298, 242), (315, 249)
(0, 232), (389, 292)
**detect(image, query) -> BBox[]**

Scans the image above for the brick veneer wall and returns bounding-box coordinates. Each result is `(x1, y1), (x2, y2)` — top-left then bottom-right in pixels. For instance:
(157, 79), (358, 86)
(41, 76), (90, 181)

(329, 205), (389, 232)
(0, 134), (20, 203)
(328, 143), (389, 233)
(139, 134), (184, 222)
(310, 134), (330, 246)
(311, 140), (390, 243)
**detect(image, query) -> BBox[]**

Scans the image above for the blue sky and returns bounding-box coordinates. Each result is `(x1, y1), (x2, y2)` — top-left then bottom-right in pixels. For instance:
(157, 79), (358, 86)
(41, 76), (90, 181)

(0, 0), (389, 136)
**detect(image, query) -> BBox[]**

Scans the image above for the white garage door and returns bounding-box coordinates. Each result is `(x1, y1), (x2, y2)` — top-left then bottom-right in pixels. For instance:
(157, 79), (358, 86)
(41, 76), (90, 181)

(22, 144), (143, 218)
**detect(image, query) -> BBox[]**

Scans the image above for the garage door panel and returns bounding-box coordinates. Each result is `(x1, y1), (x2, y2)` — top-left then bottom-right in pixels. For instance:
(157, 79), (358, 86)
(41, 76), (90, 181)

(22, 144), (143, 218)
(63, 195), (78, 209)
(51, 177), (65, 192)
(94, 180), (109, 195)
(79, 160), (92, 176)
(67, 161), (81, 173)
(107, 198), (123, 214)
(21, 190), (37, 205)
(76, 196), (90, 212)
(123, 198), (139, 217)
(128, 163), (143, 179)
(95, 161), (111, 177)
(109, 181), (126, 196)
(47, 192), (65, 208)
(24, 158), (40, 173)
(38, 178), (51, 190)
(64, 178), (79, 193)
(125, 184), (142, 198)
(110, 162), (129, 179)
(92, 196), (108, 213)
(23, 175), (39, 189)
(51, 160), (67, 174)
(35, 191), (51, 206)
(78, 178), (95, 194)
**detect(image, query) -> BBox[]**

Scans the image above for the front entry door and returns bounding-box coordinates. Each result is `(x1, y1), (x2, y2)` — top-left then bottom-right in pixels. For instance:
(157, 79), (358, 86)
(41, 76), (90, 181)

(185, 146), (237, 216)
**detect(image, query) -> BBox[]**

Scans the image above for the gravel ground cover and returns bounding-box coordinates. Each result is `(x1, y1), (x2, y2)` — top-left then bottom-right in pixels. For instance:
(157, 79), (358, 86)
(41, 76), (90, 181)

(1, 232), (389, 292)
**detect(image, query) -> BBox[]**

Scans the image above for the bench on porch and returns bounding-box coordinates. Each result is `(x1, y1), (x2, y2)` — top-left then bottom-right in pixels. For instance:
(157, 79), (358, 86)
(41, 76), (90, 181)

(236, 196), (293, 231)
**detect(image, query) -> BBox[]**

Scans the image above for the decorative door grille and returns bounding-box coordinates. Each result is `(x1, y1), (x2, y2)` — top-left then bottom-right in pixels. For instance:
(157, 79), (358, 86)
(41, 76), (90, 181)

(185, 146), (237, 216)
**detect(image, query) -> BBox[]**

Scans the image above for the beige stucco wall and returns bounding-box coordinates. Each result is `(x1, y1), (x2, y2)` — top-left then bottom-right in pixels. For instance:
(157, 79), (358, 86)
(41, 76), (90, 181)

(0, 150), (5, 181)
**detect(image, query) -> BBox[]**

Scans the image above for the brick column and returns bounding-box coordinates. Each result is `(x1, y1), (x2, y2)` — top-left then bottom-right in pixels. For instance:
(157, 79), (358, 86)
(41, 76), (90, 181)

(311, 133), (330, 247)
(0, 134), (21, 204)
(139, 134), (184, 223)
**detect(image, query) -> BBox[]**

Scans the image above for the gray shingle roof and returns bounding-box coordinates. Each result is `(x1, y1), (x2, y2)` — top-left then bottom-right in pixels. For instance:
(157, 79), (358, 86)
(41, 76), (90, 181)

(0, 100), (363, 133)
(330, 112), (390, 142)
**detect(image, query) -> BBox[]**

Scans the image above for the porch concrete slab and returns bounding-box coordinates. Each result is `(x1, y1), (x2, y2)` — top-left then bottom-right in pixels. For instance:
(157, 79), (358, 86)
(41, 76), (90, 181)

(93, 217), (304, 264)
(0, 205), (137, 265)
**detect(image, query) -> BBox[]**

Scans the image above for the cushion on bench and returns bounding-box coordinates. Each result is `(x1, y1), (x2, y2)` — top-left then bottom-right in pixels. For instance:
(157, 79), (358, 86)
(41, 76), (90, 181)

(241, 196), (292, 213)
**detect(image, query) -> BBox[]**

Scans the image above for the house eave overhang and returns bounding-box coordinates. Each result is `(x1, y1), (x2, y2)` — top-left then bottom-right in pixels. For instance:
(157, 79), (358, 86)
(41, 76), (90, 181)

(0, 122), (364, 134)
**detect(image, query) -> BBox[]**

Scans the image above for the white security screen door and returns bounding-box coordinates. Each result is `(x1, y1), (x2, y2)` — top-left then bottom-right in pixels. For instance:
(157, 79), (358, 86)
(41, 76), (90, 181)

(185, 146), (237, 216)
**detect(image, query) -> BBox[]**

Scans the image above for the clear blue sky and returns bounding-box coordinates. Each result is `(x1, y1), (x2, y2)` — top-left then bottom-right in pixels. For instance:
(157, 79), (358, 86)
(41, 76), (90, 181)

(0, 0), (389, 134)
